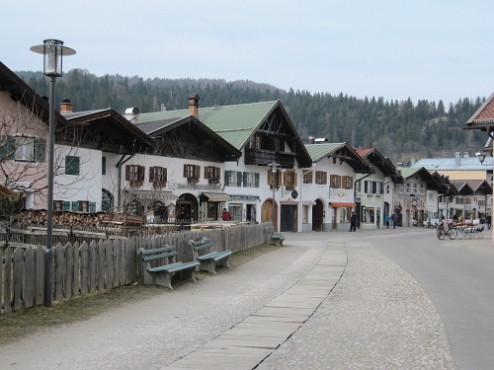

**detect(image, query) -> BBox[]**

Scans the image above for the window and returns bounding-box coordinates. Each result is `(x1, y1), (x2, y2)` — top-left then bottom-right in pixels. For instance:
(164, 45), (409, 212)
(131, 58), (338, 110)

(330, 175), (341, 188)
(284, 170), (297, 190)
(303, 171), (313, 184)
(125, 164), (145, 187)
(53, 200), (63, 211)
(303, 205), (309, 223)
(207, 202), (217, 219)
(243, 172), (260, 188)
(78, 201), (90, 213)
(428, 191), (434, 201)
(102, 156), (106, 175)
(267, 170), (282, 188)
(420, 184), (425, 194)
(224, 170), (242, 187)
(342, 176), (353, 190)
(184, 164), (200, 182)
(398, 184), (404, 194)
(406, 182), (410, 194)
(315, 171), (327, 185)
(149, 166), (167, 188)
(205, 166), (220, 183)
(229, 204), (242, 222)
(3, 136), (46, 163)
(65, 156), (80, 175)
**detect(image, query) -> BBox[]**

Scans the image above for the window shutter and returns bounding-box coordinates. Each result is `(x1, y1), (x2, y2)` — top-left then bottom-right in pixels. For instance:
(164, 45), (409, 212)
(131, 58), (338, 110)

(149, 167), (155, 182)
(242, 172), (247, 187)
(373, 181), (377, 194)
(195, 165), (200, 178)
(255, 173), (260, 188)
(138, 166), (145, 182)
(324, 172), (327, 184)
(63, 201), (71, 211)
(35, 138), (46, 162)
(293, 173), (298, 187)
(364, 181), (368, 193)
(283, 171), (288, 185)
(183, 164), (187, 177)
(349, 177), (354, 189)
(338, 176), (342, 188)
(236, 172), (242, 187)
(126, 165), (131, 181)
(268, 170), (273, 185)
(71, 201), (78, 211)
(90, 202), (96, 212)
(224, 171), (230, 186)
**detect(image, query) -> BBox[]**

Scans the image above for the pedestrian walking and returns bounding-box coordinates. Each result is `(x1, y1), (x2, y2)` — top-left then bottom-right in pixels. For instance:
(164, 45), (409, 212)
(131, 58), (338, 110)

(391, 212), (398, 229)
(487, 213), (492, 230)
(384, 214), (390, 229)
(349, 211), (356, 232)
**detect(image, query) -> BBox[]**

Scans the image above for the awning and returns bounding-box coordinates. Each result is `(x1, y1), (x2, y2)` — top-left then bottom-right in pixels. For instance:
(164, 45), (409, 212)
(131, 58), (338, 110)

(329, 202), (356, 207)
(201, 192), (231, 202)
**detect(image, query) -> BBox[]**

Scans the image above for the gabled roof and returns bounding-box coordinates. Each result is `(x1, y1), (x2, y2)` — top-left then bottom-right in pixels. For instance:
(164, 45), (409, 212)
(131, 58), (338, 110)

(65, 108), (156, 154)
(0, 60), (66, 127)
(466, 92), (494, 126)
(400, 166), (443, 191)
(450, 181), (474, 195)
(305, 143), (371, 173)
(135, 115), (241, 160)
(354, 147), (401, 180)
(466, 179), (492, 195)
(138, 100), (312, 167)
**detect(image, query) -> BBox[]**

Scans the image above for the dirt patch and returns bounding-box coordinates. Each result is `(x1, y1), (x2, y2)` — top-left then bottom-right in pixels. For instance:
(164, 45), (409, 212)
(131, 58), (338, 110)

(0, 244), (278, 346)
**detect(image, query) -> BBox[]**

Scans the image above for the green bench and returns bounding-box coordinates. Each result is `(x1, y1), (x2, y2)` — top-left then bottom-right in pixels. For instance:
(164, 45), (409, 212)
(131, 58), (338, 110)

(139, 246), (199, 289)
(266, 226), (285, 246)
(189, 237), (232, 275)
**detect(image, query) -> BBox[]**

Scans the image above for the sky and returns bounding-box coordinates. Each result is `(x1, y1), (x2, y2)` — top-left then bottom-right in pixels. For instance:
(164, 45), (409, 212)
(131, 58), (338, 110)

(1, 0), (493, 106)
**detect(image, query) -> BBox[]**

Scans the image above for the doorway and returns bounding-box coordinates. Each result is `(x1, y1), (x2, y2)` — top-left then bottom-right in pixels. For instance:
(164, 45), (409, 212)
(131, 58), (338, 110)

(281, 204), (297, 232)
(312, 199), (324, 231)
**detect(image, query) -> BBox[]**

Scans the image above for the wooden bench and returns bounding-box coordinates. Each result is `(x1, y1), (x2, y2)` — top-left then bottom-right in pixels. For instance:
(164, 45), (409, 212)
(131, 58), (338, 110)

(266, 226), (285, 246)
(189, 237), (232, 275)
(139, 246), (199, 289)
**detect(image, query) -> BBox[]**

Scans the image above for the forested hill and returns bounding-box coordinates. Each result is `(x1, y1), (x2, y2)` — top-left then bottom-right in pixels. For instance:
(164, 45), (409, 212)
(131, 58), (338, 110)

(17, 68), (486, 164)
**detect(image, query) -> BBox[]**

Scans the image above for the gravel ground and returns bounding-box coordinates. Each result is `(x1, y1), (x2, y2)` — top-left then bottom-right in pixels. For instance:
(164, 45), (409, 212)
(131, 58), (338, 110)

(257, 239), (456, 370)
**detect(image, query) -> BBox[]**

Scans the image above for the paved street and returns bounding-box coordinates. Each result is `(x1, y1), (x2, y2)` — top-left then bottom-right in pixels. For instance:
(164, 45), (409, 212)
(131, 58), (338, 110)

(0, 227), (492, 369)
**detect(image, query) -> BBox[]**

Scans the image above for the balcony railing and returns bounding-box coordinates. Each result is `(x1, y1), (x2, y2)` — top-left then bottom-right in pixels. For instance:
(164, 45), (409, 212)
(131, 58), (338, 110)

(244, 148), (296, 167)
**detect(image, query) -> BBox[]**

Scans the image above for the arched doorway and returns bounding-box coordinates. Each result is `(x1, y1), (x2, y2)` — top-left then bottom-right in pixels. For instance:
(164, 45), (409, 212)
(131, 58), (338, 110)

(312, 199), (324, 231)
(176, 193), (198, 227)
(261, 199), (278, 230)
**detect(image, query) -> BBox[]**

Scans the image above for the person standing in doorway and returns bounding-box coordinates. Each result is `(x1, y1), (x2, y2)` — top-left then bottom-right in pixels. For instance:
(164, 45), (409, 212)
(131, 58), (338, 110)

(350, 211), (357, 232)
(391, 212), (398, 229)
(222, 208), (232, 221)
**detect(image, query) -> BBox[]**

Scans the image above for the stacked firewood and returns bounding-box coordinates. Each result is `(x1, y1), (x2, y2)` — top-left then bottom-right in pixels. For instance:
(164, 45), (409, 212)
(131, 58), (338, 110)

(15, 210), (144, 229)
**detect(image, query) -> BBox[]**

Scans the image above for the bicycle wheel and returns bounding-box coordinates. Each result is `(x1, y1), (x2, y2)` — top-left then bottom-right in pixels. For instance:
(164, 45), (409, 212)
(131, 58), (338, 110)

(448, 228), (458, 240)
(437, 229), (445, 240)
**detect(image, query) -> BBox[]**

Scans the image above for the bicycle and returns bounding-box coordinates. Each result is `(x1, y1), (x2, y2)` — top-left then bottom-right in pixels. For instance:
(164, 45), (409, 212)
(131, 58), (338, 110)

(437, 223), (457, 240)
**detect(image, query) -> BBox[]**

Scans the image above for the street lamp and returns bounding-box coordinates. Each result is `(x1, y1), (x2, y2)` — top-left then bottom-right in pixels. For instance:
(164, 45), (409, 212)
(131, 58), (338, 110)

(31, 39), (76, 307)
(476, 152), (486, 165)
(269, 162), (279, 231)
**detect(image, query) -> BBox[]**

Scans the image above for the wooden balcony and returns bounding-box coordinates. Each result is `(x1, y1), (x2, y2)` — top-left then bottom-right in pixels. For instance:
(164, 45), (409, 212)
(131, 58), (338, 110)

(244, 148), (296, 167)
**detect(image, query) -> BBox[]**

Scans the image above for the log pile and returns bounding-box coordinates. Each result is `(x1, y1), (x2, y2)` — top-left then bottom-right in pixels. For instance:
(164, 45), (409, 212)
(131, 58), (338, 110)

(15, 210), (145, 230)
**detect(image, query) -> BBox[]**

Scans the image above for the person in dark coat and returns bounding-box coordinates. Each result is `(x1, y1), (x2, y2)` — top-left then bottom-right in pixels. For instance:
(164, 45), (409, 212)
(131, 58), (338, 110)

(350, 212), (356, 232)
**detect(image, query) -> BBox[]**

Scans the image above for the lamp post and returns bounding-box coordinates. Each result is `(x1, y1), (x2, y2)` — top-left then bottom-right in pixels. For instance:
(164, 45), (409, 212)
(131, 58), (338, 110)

(269, 162), (279, 231)
(30, 39), (76, 307)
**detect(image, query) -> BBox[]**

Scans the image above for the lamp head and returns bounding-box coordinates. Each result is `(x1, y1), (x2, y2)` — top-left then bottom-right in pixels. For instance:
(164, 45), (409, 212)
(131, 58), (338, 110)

(30, 39), (76, 77)
(476, 152), (486, 164)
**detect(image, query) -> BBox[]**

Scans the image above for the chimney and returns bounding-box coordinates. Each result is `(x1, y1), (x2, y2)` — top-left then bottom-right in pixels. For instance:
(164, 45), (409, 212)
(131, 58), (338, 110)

(60, 99), (73, 115)
(188, 94), (200, 118)
(455, 152), (461, 167)
(308, 136), (315, 144)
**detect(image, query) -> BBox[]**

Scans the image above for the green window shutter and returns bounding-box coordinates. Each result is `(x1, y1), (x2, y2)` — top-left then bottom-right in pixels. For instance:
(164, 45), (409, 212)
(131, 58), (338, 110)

(101, 199), (111, 212)
(242, 172), (247, 187)
(35, 138), (46, 162)
(63, 201), (71, 211)
(65, 156), (80, 175)
(0, 136), (15, 160)
(102, 156), (106, 175)
(255, 173), (260, 188)
(236, 172), (242, 187)
(71, 201), (79, 211)
(90, 202), (96, 213)
(224, 171), (230, 186)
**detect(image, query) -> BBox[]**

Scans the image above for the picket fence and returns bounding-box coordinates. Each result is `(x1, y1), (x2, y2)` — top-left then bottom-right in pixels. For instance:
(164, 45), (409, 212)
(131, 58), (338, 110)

(0, 223), (270, 314)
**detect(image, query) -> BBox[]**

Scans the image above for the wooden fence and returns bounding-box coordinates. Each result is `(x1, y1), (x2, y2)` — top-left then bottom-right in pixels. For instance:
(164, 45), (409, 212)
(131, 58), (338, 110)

(1, 223), (270, 314)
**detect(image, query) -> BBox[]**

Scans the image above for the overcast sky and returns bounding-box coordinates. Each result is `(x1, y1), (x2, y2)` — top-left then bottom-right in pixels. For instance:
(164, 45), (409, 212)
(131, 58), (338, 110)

(2, 0), (493, 106)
